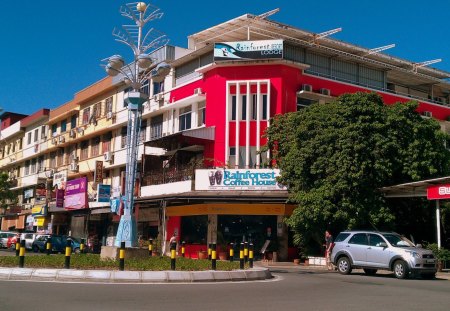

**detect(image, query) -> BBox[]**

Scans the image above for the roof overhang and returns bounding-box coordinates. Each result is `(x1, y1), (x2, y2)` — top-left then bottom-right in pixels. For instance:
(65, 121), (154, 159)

(380, 176), (450, 198)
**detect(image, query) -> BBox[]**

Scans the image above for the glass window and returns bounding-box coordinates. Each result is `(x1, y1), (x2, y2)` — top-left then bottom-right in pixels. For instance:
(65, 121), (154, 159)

(70, 115), (78, 129)
(30, 158), (36, 174)
(52, 124), (57, 135)
(150, 115), (163, 140)
(102, 132), (112, 153)
(105, 97), (113, 114)
(57, 149), (64, 167)
(61, 119), (67, 133)
(197, 102), (206, 127)
(93, 102), (102, 118)
(262, 94), (268, 120)
(80, 141), (89, 160)
(121, 126), (127, 148)
(34, 129), (39, 142)
(369, 234), (386, 247)
(82, 107), (90, 124)
(49, 152), (56, 168)
(24, 160), (30, 175)
(382, 234), (414, 248)
(252, 94), (257, 120)
(241, 95), (247, 120)
(231, 95), (236, 121)
(334, 233), (351, 243)
(180, 215), (208, 244)
(91, 136), (100, 157)
(297, 98), (317, 110)
(41, 126), (47, 139)
(139, 120), (147, 143)
(27, 132), (32, 145)
(179, 106), (192, 131)
(348, 233), (368, 245)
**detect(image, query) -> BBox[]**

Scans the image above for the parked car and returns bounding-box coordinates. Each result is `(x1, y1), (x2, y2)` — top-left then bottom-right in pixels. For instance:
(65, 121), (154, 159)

(6, 233), (20, 250)
(32, 235), (81, 254)
(0, 231), (18, 248)
(20, 233), (44, 250)
(331, 231), (437, 279)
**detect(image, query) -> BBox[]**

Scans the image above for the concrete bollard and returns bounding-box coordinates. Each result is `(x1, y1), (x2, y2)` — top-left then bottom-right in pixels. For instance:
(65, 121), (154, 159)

(240, 242), (244, 269)
(229, 243), (234, 262)
(19, 240), (25, 268)
(211, 243), (217, 270)
(170, 242), (176, 270)
(119, 241), (125, 271)
(249, 243), (254, 268)
(65, 238), (72, 269)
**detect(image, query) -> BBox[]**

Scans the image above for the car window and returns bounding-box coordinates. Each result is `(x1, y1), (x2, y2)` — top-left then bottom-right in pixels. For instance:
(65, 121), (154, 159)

(37, 236), (47, 242)
(25, 234), (33, 239)
(348, 233), (368, 245)
(382, 234), (414, 247)
(335, 233), (351, 242)
(369, 234), (386, 247)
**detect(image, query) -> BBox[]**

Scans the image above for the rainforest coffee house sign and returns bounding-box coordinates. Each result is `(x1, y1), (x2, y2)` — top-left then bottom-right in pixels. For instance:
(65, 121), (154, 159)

(195, 169), (286, 191)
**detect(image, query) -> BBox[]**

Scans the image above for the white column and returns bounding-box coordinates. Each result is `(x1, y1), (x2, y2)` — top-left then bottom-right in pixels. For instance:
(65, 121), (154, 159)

(246, 82), (251, 168)
(235, 83), (241, 168)
(174, 108), (179, 133)
(266, 81), (271, 160)
(191, 102), (198, 129)
(256, 82), (261, 168)
(437, 200), (441, 248)
(225, 82), (230, 166)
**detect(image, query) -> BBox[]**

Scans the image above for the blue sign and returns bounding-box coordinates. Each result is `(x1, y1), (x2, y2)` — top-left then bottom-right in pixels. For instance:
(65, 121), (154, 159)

(97, 184), (111, 203)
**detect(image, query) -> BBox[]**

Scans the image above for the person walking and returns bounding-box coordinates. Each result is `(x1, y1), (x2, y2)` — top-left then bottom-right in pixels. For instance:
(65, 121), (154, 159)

(325, 230), (334, 271)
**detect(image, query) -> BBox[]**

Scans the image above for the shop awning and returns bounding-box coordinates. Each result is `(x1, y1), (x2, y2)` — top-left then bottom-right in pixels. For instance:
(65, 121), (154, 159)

(379, 176), (450, 198)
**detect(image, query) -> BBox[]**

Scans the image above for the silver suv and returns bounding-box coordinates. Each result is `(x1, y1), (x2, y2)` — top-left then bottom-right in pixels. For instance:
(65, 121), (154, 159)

(331, 231), (437, 279)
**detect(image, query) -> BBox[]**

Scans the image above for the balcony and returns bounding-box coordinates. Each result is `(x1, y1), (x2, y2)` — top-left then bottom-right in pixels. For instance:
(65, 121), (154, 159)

(142, 164), (197, 187)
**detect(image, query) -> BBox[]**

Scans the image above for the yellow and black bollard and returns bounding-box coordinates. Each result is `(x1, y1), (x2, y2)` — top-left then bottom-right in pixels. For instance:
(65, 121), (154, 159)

(181, 241), (185, 258)
(249, 243), (254, 268)
(170, 242), (176, 270)
(239, 242), (244, 269)
(119, 241), (125, 271)
(80, 238), (85, 254)
(244, 241), (249, 263)
(211, 243), (217, 270)
(46, 237), (52, 256)
(65, 238), (72, 269)
(148, 238), (153, 257)
(15, 238), (20, 257)
(18, 240), (25, 268)
(208, 243), (212, 260)
(229, 243), (234, 262)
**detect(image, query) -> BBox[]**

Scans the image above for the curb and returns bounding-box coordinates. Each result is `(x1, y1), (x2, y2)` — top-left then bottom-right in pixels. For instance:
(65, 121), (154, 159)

(0, 267), (272, 283)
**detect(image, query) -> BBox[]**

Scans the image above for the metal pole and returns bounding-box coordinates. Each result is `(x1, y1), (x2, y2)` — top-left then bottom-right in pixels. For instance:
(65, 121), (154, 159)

(436, 200), (441, 248)
(211, 243), (217, 270)
(119, 241), (125, 271)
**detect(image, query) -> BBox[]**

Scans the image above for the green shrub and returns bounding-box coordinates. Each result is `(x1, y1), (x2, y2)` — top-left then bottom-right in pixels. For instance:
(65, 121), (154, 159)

(425, 243), (450, 261)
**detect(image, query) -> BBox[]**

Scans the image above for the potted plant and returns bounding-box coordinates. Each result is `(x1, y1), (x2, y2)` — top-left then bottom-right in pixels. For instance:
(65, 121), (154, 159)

(426, 243), (450, 272)
(216, 232), (228, 260)
(197, 249), (208, 259)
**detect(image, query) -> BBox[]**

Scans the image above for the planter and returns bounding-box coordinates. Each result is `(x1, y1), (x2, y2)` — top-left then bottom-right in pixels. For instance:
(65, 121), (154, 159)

(293, 259), (300, 265)
(152, 251), (160, 257)
(303, 259), (309, 266)
(218, 251), (228, 261)
(198, 251), (208, 260)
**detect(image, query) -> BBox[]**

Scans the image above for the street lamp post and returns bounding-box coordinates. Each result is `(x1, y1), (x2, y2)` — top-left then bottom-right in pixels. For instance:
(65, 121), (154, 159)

(102, 2), (168, 247)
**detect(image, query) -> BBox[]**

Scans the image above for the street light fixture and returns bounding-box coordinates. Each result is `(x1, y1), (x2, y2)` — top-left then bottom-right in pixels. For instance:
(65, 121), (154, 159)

(102, 2), (168, 247)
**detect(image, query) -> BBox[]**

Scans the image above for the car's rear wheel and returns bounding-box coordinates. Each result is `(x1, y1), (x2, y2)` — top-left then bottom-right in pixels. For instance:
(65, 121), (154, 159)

(73, 248), (80, 254)
(393, 260), (409, 279)
(363, 268), (378, 275)
(337, 257), (352, 275)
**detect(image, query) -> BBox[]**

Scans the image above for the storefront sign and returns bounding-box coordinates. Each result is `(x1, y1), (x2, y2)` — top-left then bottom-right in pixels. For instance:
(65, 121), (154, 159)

(32, 205), (47, 217)
(94, 161), (103, 185)
(195, 169), (286, 191)
(56, 189), (65, 208)
(64, 177), (87, 210)
(427, 184), (450, 200)
(36, 182), (47, 197)
(53, 170), (67, 189)
(24, 188), (34, 199)
(34, 217), (45, 227)
(97, 184), (111, 203)
(214, 40), (283, 61)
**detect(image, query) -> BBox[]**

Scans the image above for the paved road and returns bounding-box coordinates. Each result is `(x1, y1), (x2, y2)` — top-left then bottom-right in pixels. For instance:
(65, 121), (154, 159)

(0, 267), (449, 311)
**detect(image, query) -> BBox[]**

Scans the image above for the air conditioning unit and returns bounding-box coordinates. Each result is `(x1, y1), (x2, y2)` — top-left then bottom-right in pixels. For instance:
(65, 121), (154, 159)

(69, 129), (76, 138)
(302, 84), (313, 92)
(103, 151), (113, 162)
(70, 162), (79, 172)
(106, 112), (113, 120)
(59, 136), (65, 143)
(194, 88), (203, 95)
(422, 111), (432, 118)
(52, 132), (59, 138)
(320, 88), (331, 96)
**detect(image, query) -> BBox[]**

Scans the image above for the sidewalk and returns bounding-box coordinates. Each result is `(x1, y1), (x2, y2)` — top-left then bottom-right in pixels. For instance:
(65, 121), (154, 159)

(0, 267), (272, 283)
(257, 261), (450, 280)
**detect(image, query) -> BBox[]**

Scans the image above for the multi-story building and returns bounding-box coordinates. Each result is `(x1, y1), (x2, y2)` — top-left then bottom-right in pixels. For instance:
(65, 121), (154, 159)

(2, 12), (450, 259)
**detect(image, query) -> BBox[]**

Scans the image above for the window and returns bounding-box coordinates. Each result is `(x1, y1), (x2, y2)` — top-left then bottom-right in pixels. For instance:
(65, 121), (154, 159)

(18, 138), (23, 150)
(231, 95), (237, 121)
(141, 80), (150, 96)
(179, 106), (192, 131)
(41, 125), (47, 139)
(27, 132), (32, 145)
(49, 152), (56, 168)
(369, 234), (386, 247)
(121, 127), (127, 148)
(70, 115), (78, 129)
(153, 81), (164, 95)
(91, 136), (100, 157)
(93, 102), (102, 118)
(197, 102), (206, 127)
(139, 120), (147, 143)
(102, 132), (112, 153)
(30, 159), (36, 174)
(262, 95), (268, 120)
(60, 119), (67, 132)
(37, 156), (44, 172)
(241, 95), (247, 120)
(334, 233), (351, 243)
(105, 97), (113, 114)
(252, 94), (257, 120)
(51, 124), (57, 136)
(297, 98), (317, 111)
(34, 129), (39, 142)
(150, 115), (163, 140)
(57, 149), (64, 166)
(82, 107), (90, 124)
(228, 147), (236, 168)
(80, 141), (89, 160)
(24, 160), (30, 175)
(348, 233), (368, 245)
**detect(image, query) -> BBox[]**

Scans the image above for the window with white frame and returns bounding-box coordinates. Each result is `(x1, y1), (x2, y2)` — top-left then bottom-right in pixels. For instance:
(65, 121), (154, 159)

(61, 119), (67, 133)
(34, 129), (39, 142)
(228, 147), (236, 168)
(179, 106), (192, 131)
(82, 107), (90, 124)
(139, 119), (147, 143)
(231, 96), (237, 121)
(197, 102), (206, 127)
(27, 132), (32, 145)
(241, 95), (247, 120)
(24, 160), (30, 175)
(105, 97), (113, 114)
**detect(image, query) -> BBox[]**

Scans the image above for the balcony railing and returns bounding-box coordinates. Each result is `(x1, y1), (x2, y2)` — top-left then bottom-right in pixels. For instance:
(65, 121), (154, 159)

(142, 162), (206, 187)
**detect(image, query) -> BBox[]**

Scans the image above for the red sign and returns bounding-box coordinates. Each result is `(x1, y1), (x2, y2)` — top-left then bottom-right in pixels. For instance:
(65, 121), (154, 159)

(427, 184), (450, 200)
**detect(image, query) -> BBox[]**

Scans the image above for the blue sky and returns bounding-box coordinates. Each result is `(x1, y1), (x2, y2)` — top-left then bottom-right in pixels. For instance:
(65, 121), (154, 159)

(1, 0), (449, 115)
